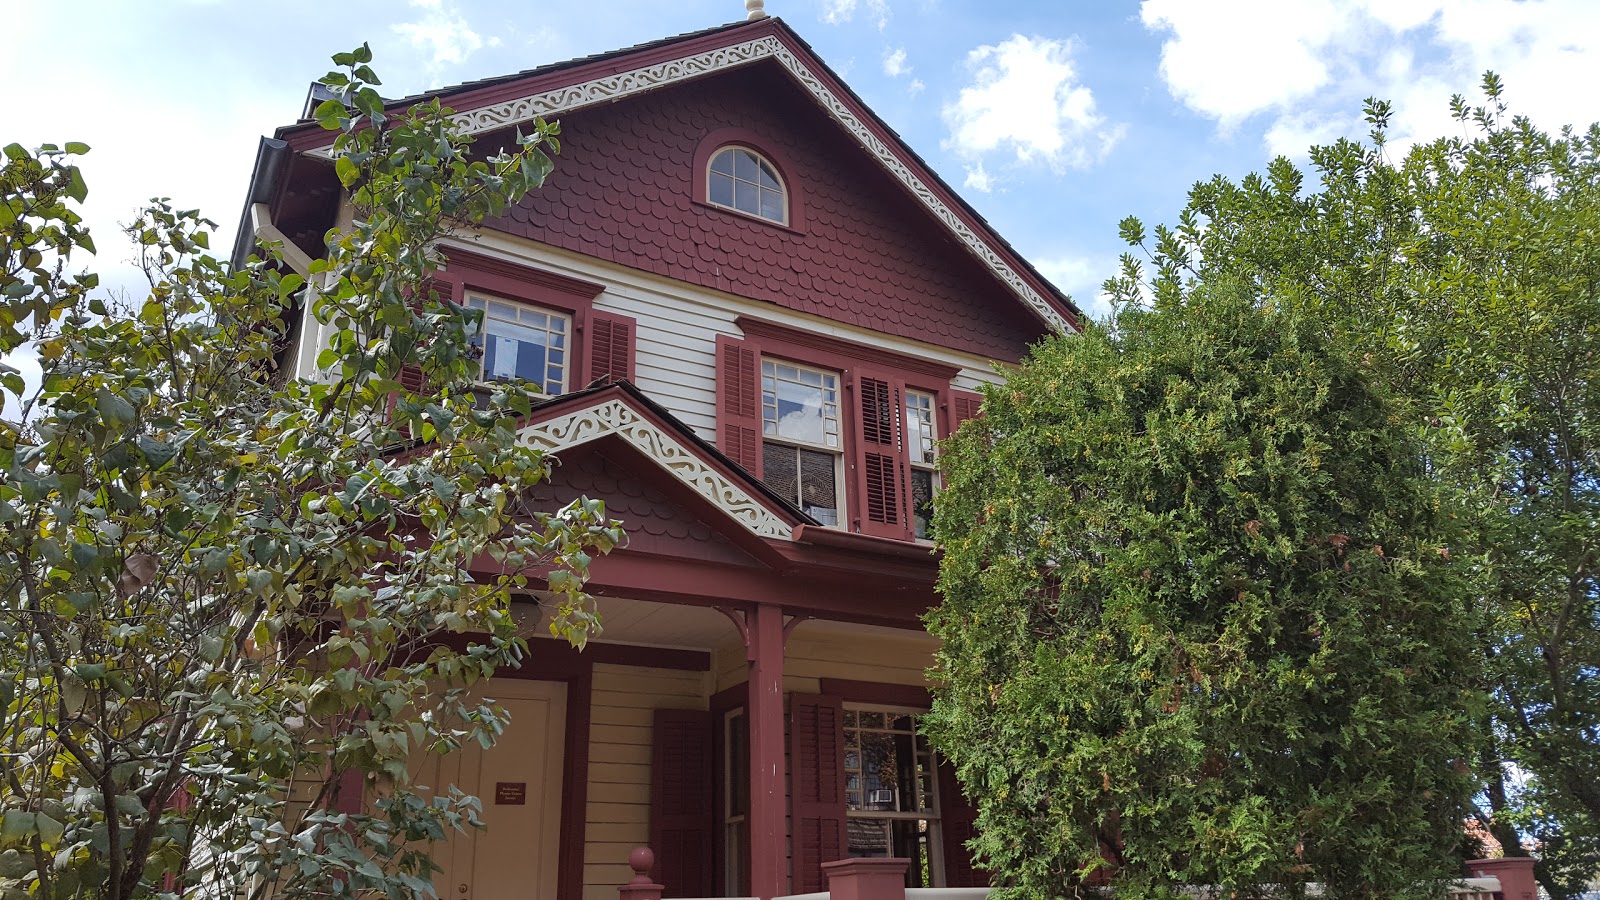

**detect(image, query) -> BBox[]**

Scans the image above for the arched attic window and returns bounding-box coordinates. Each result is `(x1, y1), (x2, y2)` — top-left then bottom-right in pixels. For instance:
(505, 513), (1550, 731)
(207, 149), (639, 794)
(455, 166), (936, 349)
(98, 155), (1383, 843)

(707, 146), (788, 225)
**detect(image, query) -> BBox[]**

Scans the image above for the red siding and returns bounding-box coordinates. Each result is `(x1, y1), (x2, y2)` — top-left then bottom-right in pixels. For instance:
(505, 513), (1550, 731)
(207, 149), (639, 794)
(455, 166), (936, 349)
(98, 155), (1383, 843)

(492, 64), (1044, 361)
(518, 445), (760, 567)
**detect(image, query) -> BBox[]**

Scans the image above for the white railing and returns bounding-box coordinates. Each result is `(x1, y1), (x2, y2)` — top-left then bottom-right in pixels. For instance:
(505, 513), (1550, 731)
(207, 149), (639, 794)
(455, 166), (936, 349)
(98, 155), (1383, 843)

(772, 877), (1504, 900)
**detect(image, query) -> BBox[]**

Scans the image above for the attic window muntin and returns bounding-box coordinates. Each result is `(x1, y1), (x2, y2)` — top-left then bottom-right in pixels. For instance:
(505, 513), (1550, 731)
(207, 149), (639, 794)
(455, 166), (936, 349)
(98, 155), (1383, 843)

(708, 146), (788, 225)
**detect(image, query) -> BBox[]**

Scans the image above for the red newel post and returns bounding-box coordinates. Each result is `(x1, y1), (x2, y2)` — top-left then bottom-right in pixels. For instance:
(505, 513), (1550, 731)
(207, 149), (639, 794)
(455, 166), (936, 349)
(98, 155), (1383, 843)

(619, 847), (664, 900)
(1467, 856), (1538, 900)
(822, 858), (909, 900)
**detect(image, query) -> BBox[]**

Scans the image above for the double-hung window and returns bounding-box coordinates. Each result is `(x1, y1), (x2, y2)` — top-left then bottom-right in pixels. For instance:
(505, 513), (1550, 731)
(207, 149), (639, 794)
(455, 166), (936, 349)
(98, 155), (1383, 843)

(760, 359), (843, 526)
(843, 706), (941, 885)
(466, 295), (571, 395)
(904, 390), (938, 540)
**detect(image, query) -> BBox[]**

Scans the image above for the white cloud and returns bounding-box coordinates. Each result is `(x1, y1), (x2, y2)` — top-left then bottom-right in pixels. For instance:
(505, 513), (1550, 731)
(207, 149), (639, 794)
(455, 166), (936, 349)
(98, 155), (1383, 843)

(392, 0), (486, 70)
(883, 46), (910, 78)
(1141, 0), (1600, 153)
(964, 162), (992, 193)
(908, 78), (925, 96)
(1034, 255), (1117, 321)
(943, 35), (1125, 182)
(822, 0), (890, 29)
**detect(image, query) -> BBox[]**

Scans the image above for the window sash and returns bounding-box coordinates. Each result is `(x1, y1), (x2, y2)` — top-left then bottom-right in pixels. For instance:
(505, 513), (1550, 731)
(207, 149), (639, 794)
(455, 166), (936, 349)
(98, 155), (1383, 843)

(708, 147), (787, 224)
(761, 359), (840, 450)
(466, 295), (570, 395)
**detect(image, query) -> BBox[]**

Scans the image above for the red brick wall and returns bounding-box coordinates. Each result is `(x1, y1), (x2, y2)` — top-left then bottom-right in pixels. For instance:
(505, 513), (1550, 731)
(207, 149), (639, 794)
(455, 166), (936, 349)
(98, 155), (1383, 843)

(491, 63), (1044, 361)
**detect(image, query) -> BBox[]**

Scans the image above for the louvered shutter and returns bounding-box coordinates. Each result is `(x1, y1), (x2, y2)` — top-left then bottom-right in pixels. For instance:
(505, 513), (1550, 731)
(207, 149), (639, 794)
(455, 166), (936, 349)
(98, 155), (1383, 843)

(585, 310), (636, 385)
(716, 334), (762, 477)
(851, 370), (911, 540)
(650, 709), (714, 898)
(947, 388), (984, 437)
(789, 694), (847, 895)
(936, 759), (988, 888)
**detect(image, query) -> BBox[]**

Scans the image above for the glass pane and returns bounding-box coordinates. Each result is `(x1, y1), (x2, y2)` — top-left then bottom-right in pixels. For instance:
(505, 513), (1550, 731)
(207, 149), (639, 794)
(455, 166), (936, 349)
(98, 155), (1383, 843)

(711, 149), (736, 175)
(797, 448), (838, 526)
(860, 711), (885, 729)
(489, 300), (519, 320)
(762, 442), (799, 506)
(844, 710), (858, 727)
(848, 818), (890, 859)
(760, 188), (784, 223)
(734, 178), (759, 215)
(912, 468), (935, 540)
(734, 148), (759, 182)
(709, 171), (734, 207)
(893, 820), (934, 887)
(758, 160), (781, 190)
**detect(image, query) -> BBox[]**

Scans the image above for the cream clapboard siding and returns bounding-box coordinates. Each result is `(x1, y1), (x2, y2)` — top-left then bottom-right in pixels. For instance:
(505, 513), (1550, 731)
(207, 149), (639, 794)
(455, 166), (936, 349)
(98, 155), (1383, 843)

(714, 627), (936, 696)
(582, 663), (710, 900)
(448, 234), (1012, 445)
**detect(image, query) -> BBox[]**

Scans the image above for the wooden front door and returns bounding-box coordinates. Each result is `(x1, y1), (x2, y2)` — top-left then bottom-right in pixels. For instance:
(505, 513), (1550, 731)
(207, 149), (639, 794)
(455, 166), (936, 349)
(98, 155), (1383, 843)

(419, 680), (567, 900)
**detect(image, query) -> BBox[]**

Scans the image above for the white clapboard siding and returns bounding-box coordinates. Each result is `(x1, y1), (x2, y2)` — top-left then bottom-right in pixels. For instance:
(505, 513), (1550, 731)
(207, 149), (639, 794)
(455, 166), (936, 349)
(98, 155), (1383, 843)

(451, 235), (1012, 450)
(582, 664), (710, 900)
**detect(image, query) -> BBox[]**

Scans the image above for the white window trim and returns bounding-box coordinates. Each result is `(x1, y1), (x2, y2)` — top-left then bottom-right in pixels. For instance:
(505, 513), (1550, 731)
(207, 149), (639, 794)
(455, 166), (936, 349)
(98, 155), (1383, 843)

(466, 293), (572, 396)
(841, 703), (946, 886)
(760, 358), (845, 526)
(707, 145), (790, 226)
(905, 389), (940, 541)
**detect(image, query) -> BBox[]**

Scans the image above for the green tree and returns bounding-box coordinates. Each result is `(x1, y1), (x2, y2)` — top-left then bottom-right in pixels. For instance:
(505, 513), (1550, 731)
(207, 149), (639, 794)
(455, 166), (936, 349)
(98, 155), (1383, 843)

(0, 48), (622, 900)
(1104, 77), (1600, 897)
(927, 285), (1481, 899)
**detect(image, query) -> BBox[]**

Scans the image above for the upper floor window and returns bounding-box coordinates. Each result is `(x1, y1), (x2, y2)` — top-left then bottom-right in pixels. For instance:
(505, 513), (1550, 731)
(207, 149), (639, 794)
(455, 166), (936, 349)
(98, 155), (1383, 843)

(708, 146), (788, 225)
(905, 390), (938, 539)
(467, 295), (570, 395)
(760, 359), (842, 526)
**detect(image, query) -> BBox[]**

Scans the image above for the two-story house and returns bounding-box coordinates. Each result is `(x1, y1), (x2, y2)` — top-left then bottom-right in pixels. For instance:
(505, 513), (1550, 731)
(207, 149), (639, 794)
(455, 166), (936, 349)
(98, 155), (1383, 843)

(232, 8), (1083, 900)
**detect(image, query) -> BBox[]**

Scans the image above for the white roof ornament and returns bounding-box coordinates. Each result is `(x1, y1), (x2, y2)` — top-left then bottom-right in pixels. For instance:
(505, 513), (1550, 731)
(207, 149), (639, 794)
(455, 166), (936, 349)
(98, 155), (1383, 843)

(746, 0), (767, 20)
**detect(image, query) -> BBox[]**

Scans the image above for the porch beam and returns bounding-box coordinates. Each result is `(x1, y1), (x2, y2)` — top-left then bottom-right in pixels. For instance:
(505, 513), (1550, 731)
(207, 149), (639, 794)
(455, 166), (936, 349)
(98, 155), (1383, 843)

(748, 603), (787, 899)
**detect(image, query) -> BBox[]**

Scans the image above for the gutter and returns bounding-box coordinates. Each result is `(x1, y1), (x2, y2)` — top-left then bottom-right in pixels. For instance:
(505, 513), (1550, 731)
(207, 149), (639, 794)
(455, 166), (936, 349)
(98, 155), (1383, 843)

(228, 137), (304, 273)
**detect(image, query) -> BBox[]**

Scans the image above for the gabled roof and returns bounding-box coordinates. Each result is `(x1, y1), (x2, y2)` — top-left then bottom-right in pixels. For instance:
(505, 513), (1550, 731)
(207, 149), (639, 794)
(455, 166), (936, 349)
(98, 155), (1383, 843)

(512, 379), (816, 543)
(272, 16), (1083, 333)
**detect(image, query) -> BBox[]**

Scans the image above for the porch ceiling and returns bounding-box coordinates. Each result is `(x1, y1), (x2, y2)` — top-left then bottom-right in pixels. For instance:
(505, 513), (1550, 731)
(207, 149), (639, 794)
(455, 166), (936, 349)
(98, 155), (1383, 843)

(513, 595), (937, 653)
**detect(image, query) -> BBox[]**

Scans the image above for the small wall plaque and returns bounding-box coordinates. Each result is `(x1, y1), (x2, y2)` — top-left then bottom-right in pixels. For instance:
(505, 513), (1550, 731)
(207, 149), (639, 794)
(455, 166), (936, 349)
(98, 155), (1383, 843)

(495, 782), (527, 805)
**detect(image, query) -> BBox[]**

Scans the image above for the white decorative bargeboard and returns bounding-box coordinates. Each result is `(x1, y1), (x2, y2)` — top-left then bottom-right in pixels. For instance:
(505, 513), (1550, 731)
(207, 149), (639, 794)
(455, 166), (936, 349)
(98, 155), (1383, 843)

(309, 34), (1075, 334)
(516, 398), (793, 539)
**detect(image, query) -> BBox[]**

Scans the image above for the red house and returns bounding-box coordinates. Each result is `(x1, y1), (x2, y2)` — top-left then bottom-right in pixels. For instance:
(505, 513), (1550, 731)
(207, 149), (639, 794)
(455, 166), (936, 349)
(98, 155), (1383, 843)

(235, 8), (1082, 899)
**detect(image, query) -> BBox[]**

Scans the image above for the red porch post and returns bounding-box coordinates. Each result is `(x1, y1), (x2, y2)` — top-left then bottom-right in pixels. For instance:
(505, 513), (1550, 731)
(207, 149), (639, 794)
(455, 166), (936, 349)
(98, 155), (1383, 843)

(748, 603), (787, 899)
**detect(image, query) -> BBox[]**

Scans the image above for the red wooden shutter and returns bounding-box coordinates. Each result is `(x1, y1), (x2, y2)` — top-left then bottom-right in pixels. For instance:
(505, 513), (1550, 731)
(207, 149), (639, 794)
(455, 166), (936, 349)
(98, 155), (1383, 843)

(585, 310), (636, 385)
(789, 694), (847, 894)
(396, 366), (426, 393)
(650, 709), (714, 898)
(936, 759), (988, 888)
(716, 334), (762, 477)
(851, 371), (911, 540)
(947, 388), (984, 435)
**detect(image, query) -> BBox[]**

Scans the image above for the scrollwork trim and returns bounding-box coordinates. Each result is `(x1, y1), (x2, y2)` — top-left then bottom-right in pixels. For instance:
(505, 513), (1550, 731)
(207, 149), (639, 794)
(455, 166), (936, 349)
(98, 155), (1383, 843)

(517, 398), (793, 539)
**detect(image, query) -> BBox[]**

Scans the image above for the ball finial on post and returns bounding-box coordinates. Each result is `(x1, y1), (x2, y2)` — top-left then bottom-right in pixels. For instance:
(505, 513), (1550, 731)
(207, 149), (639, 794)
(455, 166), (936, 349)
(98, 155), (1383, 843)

(619, 848), (662, 900)
(746, 0), (768, 20)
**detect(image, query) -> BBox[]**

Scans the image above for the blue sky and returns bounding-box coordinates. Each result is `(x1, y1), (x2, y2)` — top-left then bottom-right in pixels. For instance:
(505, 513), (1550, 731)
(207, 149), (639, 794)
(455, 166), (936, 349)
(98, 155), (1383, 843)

(6, 0), (1600, 325)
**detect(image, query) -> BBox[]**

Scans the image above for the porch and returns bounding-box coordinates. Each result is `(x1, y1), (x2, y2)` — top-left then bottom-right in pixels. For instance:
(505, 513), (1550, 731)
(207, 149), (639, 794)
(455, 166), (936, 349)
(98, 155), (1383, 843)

(610, 846), (1534, 900)
(443, 593), (964, 900)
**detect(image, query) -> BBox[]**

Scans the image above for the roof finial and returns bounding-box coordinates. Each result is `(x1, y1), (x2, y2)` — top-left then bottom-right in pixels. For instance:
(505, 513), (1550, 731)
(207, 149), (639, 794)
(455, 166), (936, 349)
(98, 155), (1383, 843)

(745, 0), (767, 20)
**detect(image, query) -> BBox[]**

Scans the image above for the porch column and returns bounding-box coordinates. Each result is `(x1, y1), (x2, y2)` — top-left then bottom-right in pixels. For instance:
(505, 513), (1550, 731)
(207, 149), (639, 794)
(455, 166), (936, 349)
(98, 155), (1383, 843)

(748, 603), (787, 899)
